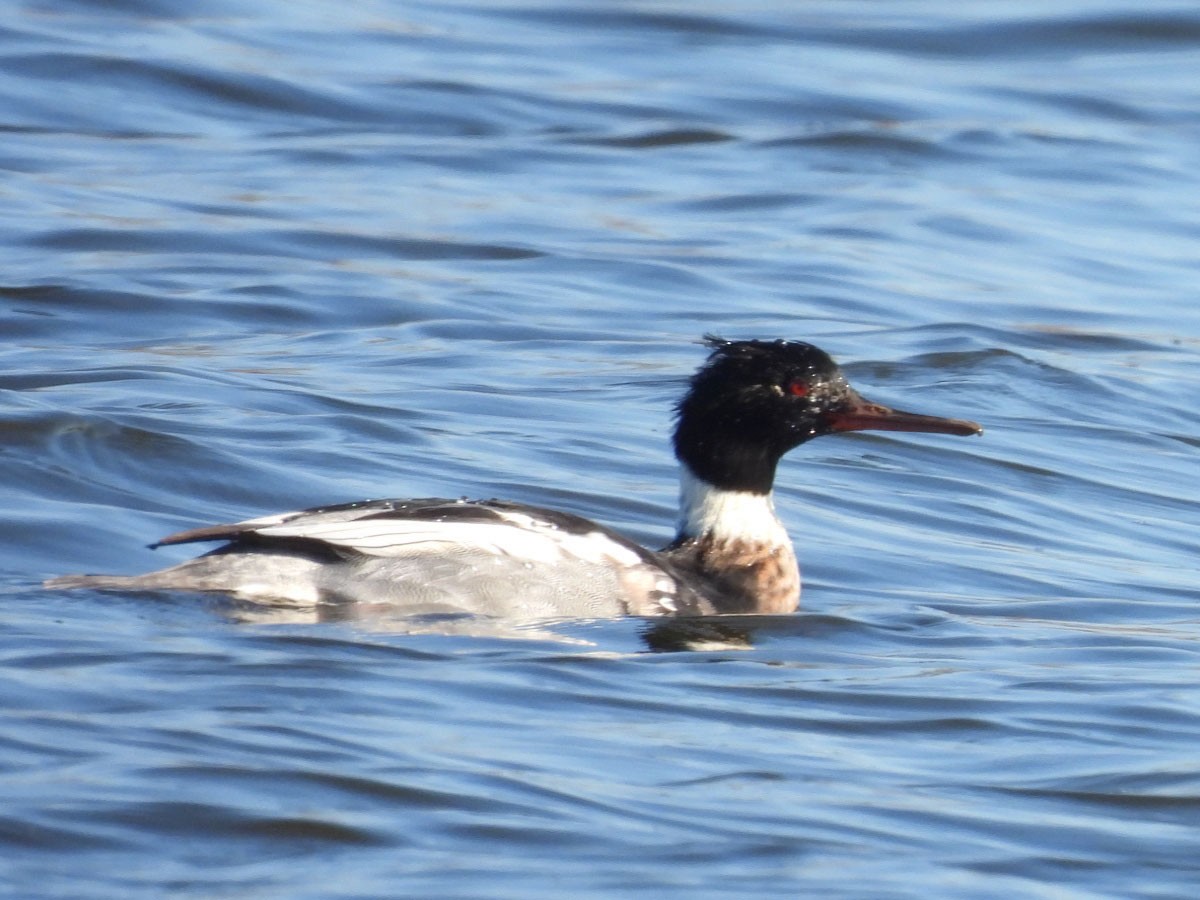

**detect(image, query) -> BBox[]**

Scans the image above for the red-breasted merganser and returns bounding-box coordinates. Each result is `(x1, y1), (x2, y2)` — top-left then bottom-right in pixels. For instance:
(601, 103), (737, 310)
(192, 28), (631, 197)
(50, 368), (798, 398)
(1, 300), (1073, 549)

(46, 337), (982, 616)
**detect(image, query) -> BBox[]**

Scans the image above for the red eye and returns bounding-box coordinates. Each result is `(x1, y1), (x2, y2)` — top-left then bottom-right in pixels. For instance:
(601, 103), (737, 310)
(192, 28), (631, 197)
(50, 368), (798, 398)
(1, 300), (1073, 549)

(786, 380), (809, 397)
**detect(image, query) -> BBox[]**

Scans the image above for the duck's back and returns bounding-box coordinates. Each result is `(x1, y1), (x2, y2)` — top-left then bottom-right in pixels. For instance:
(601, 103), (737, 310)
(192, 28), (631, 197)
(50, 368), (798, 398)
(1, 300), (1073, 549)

(49, 498), (703, 618)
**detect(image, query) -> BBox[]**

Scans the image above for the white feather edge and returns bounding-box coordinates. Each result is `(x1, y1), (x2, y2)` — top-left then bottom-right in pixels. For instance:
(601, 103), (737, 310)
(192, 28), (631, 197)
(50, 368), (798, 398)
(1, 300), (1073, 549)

(248, 507), (646, 568)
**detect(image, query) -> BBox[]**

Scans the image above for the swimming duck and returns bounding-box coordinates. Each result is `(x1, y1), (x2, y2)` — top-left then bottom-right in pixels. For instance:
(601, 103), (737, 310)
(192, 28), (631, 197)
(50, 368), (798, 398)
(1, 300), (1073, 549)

(47, 337), (981, 616)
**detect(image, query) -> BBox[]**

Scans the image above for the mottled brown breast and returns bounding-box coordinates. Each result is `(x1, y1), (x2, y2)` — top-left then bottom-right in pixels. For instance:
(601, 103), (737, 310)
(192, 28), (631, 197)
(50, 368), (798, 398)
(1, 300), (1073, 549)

(662, 534), (800, 614)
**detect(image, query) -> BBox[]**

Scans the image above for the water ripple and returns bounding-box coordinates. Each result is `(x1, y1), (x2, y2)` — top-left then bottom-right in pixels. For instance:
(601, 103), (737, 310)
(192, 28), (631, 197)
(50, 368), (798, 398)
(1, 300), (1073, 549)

(4, 1), (1200, 898)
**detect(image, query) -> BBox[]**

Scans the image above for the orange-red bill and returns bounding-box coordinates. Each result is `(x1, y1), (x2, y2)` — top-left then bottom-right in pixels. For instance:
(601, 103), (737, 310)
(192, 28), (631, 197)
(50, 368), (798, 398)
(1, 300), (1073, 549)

(826, 394), (982, 436)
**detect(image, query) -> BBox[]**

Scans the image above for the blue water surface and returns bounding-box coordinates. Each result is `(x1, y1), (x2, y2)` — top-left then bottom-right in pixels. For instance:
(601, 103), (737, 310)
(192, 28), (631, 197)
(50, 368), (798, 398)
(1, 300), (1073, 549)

(2, 1), (1200, 897)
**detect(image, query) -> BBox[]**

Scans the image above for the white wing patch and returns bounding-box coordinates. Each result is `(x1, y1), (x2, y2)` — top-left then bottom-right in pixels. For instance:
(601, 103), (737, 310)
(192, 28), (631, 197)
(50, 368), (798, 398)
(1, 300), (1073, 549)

(251, 507), (645, 568)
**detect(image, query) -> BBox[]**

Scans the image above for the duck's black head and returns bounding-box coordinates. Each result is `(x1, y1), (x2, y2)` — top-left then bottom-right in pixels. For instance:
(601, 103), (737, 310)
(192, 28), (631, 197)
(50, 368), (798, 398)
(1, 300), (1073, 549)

(673, 336), (982, 494)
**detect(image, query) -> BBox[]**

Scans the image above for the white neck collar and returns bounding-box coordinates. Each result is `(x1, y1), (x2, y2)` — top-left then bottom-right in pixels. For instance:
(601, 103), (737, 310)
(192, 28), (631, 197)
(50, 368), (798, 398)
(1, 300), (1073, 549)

(676, 467), (789, 545)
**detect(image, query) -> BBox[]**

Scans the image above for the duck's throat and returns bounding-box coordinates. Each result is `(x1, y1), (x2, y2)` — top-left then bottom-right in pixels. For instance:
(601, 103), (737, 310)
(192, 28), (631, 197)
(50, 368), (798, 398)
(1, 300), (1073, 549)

(675, 467), (788, 544)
